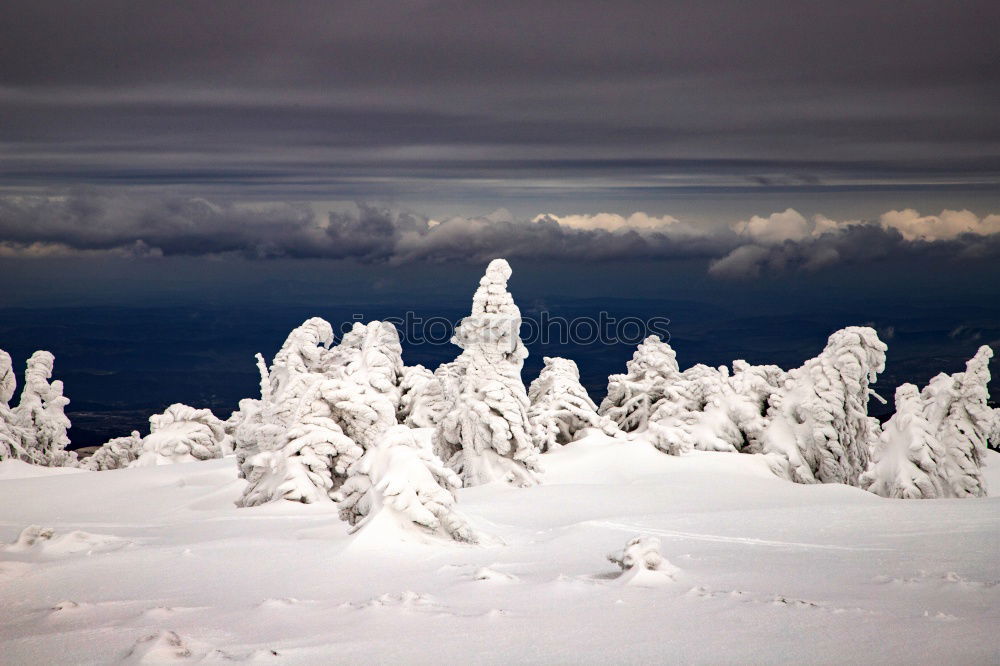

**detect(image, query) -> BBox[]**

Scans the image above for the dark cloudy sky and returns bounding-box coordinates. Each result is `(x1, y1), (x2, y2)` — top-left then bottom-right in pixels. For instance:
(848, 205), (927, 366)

(1, 0), (999, 276)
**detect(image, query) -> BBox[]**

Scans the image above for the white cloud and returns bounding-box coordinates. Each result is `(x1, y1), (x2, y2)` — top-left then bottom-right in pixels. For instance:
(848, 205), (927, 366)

(533, 211), (680, 233)
(732, 208), (810, 244)
(879, 209), (1000, 241)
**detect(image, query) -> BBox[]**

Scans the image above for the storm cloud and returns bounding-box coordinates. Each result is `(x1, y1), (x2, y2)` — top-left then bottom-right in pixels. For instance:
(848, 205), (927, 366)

(1, 1), (998, 209)
(2, 191), (998, 278)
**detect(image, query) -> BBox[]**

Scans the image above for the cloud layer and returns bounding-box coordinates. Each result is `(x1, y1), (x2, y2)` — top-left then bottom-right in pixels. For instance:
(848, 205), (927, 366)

(2, 192), (998, 278)
(1, 1), (997, 205)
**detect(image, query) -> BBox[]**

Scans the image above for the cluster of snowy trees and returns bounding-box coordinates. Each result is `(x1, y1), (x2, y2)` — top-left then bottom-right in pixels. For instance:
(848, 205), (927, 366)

(0, 348), (234, 472)
(860, 346), (994, 498)
(598, 327), (995, 498)
(0, 350), (75, 467)
(3, 257), (999, 532)
(224, 259), (597, 540)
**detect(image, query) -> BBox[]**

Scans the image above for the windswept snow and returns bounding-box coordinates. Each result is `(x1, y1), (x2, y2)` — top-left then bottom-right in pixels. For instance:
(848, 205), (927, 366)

(1, 436), (997, 663)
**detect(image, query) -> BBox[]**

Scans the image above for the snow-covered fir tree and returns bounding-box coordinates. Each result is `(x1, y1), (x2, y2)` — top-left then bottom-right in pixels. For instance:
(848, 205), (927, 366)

(0, 349), (76, 467)
(336, 425), (479, 543)
(862, 346), (994, 498)
(527, 356), (618, 451)
(860, 384), (947, 498)
(234, 319), (363, 507)
(234, 318), (406, 507)
(599, 333), (785, 457)
(320, 321), (404, 448)
(0, 350), (18, 461)
(397, 364), (448, 428)
(133, 404), (230, 466)
(81, 431), (143, 471)
(433, 259), (540, 487)
(990, 408), (1000, 452)
(920, 345), (993, 498)
(750, 326), (887, 485)
(599, 335), (681, 433)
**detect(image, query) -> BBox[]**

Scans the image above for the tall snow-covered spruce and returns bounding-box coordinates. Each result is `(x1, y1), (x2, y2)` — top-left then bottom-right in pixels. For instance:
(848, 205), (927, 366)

(751, 326), (887, 485)
(919, 345), (993, 497)
(433, 259), (540, 486)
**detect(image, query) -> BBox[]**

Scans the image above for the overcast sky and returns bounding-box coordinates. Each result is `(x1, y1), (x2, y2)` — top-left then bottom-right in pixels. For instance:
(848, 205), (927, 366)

(1, 0), (999, 276)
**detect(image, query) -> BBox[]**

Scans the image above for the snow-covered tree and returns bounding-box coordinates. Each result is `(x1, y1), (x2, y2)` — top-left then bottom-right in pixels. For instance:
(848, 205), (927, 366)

(527, 356), (618, 451)
(133, 403), (230, 466)
(649, 361), (786, 455)
(920, 345), (993, 498)
(751, 327), (887, 485)
(0, 350), (18, 461)
(0, 350), (14, 406)
(234, 318), (406, 507)
(860, 384), (947, 498)
(321, 321), (403, 448)
(599, 335), (681, 433)
(433, 259), (540, 487)
(990, 408), (1000, 452)
(0, 350), (77, 467)
(336, 425), (479, 543)
(234, 319), (363, 507)
(862, 346), (994, 499)
(398, 364), (449, 428)
(81, 431), (143, 471)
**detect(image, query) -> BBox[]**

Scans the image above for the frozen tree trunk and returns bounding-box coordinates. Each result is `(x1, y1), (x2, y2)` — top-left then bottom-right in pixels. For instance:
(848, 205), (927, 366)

(336, 425), (479, 543)
(434, 259), (540, 487)
(528, 356), (619, 451)
(751, 327), (887, 486)
(133, 404), (229, 466)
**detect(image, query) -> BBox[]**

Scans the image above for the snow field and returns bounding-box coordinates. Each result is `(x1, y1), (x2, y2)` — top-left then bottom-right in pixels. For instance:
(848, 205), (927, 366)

(1, 437), (997, 664)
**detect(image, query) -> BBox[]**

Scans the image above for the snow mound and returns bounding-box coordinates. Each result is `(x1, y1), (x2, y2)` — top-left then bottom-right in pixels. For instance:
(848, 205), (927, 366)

(607, 535), (680, 586)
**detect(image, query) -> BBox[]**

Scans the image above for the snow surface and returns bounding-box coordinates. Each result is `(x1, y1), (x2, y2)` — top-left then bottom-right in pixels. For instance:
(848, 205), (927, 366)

(1, 437), (998, 663)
